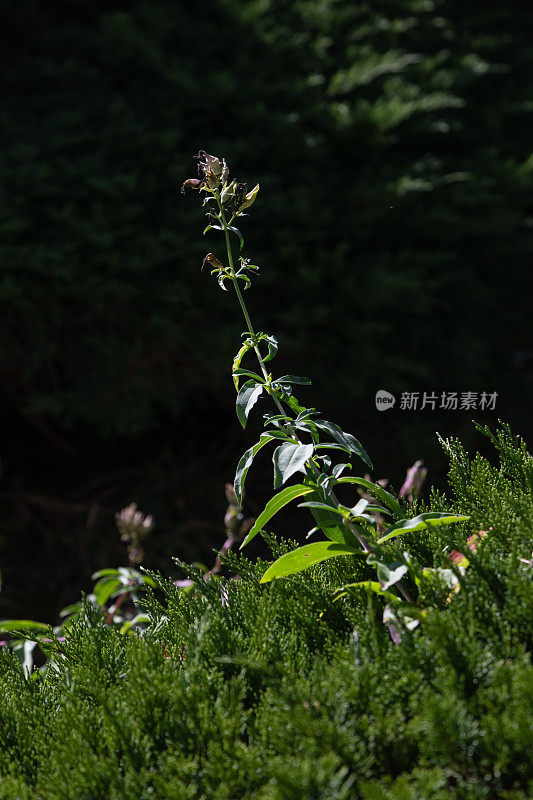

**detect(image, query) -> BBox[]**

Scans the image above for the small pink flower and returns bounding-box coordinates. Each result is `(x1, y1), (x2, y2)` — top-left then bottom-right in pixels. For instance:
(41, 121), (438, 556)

(450, 550), (469, 568)
(467, 530), (488, 552)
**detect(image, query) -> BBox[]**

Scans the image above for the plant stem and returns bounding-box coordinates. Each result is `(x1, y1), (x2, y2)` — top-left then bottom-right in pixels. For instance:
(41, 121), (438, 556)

(216, 194), (414, 604)
(218, 196), (288, 413)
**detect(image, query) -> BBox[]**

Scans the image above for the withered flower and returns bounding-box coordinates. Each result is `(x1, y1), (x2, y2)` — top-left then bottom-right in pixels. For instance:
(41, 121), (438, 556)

(194, 150), (229, 189)
(181, 151), (229, 195)
(181, 178), (203, 195)
(202, 253), (223, 272)
(115, 503), (154, 565)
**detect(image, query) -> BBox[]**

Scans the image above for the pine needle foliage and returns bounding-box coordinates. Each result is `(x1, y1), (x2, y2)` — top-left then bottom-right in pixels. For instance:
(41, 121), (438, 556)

(0, 425), (532, 799)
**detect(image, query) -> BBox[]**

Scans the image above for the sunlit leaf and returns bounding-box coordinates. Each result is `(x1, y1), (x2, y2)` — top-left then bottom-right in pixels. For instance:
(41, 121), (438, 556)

(333, 580), (399, 603)
(260, 541), (362, 583)
(273, 442), (314, 488)
(350, 498), (369, 517)
(367, 554), (408, 589)
(91, 568), (121, 580)
(261, 335), (278, 363)
(11, 640), (39, 676)
(236, 380), (263, 428)
(232, 368), (263, 382)
(378, 512), (470, 544)
(314, 442), (351, 454)
(298, 501), (346, 516)
(0, 619), (50, 634)
(232, 339), (255, 389)
(93, 577), (122, 606)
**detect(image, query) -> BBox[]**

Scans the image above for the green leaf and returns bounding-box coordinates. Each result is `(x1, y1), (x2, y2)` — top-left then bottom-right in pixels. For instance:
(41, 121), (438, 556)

(294, 420), (319, 441)
(240, 484), (315, 548)
(274, 375), (312, 386)
(59, 602), (82, 619)
(234, 433), (278, 503)
(263, 429), (293, 441)
(232, 340), (254, 389)
(378, 512), (470, 544)
(238, 274), (251, 290)
(260, 541), (361, 583)
(239, 183), (260, 211)
(93, 577), (122, 606)
(367, 554), (408, 589)
(120, 613), (150, 634)
(366, 505), (392, 515)
(261, 335), (278, 363)
(11, 640), (39, 677)
(0, 619), (50, 634)
(236, 380), (263, 428)
(314, 441), (351, 454)
(333, 580), (399, 603)
(301, 490), (359, 547)
(335, 477), (402, 516)
(333, 463), (351, 478)
(285, 395), (305, 414)
(273, 442), (314, 489)
(315, 420), (372, 468)
(220, 180), (236, 205)
(232, 368), (263, 382)
(228, 225), (244, 249)
(91, 568), (121, 579)
(298, 501), (346, 516)
(350, 498), (369, 517)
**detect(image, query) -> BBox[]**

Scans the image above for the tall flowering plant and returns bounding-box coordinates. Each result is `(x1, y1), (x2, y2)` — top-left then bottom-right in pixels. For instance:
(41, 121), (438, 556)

(183, 151), (469, 635)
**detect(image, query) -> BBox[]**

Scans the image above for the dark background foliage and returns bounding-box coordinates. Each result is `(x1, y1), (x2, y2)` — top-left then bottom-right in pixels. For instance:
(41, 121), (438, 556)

(1, 0), (531, 620)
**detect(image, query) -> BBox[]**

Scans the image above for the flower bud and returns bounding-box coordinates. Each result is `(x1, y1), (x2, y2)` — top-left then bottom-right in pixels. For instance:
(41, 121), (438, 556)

(238, 183), (260, 211)
(220, 179), (237, 206)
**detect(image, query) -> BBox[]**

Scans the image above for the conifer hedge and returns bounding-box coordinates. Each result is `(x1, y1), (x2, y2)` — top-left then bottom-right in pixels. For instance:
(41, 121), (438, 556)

(1, 426), (531, 798)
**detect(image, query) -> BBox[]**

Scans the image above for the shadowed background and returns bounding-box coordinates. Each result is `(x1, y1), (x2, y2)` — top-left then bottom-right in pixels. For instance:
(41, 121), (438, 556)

(1, 0), (531, 620)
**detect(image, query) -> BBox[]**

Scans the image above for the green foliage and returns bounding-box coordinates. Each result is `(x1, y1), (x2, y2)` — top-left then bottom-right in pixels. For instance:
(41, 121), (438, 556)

(0, 427), (531, 798)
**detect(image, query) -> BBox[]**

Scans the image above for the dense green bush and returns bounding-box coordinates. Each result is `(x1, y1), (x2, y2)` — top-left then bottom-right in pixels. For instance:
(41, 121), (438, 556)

(1, 424), (531, 799)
